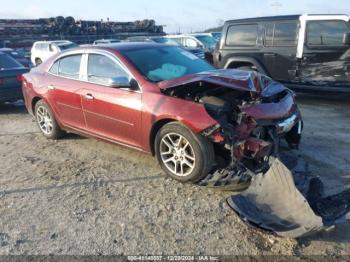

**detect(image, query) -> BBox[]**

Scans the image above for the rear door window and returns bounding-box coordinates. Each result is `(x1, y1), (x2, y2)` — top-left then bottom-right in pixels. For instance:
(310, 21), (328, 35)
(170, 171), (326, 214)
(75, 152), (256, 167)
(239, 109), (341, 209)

(57, 55), (81, 79)
(265, 22), (298, 46)
(226, 24), (258, 46)
(307, 20), (349, 46)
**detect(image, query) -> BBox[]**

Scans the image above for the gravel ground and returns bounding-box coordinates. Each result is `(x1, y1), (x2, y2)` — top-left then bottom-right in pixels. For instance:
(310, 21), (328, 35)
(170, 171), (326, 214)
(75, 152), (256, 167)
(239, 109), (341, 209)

(0, 94), (349, 256)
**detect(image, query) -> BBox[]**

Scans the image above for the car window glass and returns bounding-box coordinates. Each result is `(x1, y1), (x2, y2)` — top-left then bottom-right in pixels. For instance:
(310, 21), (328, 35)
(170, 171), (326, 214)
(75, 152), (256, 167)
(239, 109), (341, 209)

(58, 55), (81, 79)
(121, 46), (214, 82)
(184, 38), (198, 48)
(307, 21), (349, 46)
(0, 54), (22, 69)
(49, 60), (59, 75)
(265, 22), (298, 46)
(87, 54), (128, 85)
(226, 24), (258, 46)
(41, 44), (48, 51)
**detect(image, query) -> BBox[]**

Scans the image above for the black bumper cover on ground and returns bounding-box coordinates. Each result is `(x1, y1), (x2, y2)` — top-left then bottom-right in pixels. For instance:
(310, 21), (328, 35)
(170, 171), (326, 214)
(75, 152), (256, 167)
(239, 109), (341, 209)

(227, 158), (350, 238)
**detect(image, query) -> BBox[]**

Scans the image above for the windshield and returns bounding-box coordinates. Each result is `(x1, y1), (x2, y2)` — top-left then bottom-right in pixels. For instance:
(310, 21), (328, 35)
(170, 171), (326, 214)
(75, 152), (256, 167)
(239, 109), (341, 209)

(58, 43), (78, 50)
(195, 35), (217, 47)
(121, 46), (214, 82)
(211, 32), (221, 41)
(152, 38), (179, 46)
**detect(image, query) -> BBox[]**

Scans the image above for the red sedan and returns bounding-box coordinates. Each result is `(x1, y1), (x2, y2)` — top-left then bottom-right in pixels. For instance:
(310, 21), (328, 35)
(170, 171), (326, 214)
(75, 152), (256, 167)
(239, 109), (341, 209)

(22, 43), (302, 183)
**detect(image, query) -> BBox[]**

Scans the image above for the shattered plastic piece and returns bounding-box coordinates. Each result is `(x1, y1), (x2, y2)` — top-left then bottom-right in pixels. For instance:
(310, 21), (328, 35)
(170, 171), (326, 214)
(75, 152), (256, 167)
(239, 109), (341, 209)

(227, 159), (323, 238)
(197, 164), (252, 191)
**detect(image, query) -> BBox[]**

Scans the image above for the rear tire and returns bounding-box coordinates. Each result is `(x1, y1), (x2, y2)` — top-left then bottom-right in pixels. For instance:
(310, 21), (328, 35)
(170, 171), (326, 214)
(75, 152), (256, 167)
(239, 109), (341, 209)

(155, 122), (215, 183)
(34, 100), (64, 139)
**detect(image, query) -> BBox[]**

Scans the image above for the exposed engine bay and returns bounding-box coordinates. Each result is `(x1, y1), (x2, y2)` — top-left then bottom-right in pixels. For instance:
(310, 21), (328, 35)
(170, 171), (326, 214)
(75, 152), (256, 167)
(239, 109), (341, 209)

(161, 70), (350, 238)
(162, 73), (302, 176)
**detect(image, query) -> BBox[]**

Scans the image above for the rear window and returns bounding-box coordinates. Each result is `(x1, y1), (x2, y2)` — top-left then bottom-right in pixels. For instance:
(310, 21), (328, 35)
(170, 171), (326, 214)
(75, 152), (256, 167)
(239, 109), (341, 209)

(226, 24), (258, 46)
(265, 22), (298, 47)
(0, 53), (22, 69)
(307, 20), (349, 46)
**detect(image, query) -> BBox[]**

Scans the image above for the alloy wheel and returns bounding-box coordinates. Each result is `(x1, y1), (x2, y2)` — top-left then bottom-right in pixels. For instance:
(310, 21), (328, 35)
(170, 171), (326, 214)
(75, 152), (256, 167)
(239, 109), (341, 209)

(160, 133), (196, 177)
(36, 105), (54, 135)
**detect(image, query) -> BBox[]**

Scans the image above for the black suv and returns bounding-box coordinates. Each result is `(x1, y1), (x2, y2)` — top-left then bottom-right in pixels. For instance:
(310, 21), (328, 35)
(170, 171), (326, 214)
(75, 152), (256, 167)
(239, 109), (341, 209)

(213, 15), (350, 92)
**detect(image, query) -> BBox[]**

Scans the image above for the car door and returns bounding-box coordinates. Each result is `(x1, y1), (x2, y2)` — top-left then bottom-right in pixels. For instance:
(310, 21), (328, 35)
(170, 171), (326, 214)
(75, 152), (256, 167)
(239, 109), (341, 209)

(300, 20), (350, 84)
(46, 53), (86, 130)
(81, 52), (142, 148)
(261, 21), (299, 82)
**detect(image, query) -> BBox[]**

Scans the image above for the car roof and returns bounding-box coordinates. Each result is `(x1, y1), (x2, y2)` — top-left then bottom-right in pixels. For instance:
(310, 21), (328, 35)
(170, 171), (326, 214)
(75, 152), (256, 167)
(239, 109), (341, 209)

(225, 14), (349, 24)
(226, 15), (301, 24)
(78, 42), (171, 52)
(34, 40), (71, 45)
(0, 48), (13, 52)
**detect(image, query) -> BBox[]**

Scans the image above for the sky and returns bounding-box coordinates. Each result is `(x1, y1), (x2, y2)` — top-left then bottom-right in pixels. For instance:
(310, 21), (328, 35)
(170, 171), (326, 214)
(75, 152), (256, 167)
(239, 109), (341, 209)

(0, 0), (349, 33)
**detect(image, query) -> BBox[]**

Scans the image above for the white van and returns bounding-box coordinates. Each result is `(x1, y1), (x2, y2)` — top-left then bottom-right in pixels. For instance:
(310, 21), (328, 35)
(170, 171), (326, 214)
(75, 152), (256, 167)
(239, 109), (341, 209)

(31, 41), (78, 65)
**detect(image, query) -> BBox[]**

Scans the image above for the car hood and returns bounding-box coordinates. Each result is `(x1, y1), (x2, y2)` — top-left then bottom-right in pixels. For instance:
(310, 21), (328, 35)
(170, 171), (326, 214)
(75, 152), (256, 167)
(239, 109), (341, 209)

(158, 69), (285, 95)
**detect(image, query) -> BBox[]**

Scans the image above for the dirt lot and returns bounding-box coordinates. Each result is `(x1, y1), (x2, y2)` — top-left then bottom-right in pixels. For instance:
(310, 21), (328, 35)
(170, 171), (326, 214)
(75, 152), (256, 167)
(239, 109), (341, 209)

(0, 94), (349, 256)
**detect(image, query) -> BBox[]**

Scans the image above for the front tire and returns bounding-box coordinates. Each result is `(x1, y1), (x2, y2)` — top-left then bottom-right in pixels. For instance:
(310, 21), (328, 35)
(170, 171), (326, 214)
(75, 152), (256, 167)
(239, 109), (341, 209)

(35, 100), (64, 139)
(155, 122), (214, 183)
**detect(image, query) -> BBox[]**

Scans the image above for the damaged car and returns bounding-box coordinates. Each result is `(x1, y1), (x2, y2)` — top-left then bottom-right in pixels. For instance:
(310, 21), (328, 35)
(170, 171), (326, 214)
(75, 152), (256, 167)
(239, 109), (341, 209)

(25, 42), (347, 238)
(22, 42), (301, 183)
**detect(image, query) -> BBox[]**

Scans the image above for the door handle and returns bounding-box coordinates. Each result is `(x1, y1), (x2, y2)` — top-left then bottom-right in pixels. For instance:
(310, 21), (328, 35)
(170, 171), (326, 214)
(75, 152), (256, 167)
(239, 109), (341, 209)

(48, 85), (55, 90)
(84, 93), (94, 100)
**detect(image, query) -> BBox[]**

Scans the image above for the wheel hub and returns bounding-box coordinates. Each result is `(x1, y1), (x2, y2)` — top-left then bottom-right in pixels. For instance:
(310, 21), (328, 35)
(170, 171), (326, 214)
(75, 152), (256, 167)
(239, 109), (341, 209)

(160, 133), (196, 177)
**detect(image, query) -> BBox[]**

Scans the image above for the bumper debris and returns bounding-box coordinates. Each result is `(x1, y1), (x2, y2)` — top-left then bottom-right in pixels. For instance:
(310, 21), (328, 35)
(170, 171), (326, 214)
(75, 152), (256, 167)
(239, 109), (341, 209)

(227, 158), (350, 238)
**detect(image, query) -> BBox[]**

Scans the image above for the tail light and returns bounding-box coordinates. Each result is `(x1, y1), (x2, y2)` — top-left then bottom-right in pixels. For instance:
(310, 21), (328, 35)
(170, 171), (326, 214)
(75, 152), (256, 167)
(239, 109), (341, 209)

(16, 75), (23, 82)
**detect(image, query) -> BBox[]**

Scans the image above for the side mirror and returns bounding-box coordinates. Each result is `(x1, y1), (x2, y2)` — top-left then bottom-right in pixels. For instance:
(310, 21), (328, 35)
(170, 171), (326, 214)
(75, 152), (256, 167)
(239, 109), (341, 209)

(107, 77), (139, 90)
(343, 32), (350, 45)
(49, 44), (55, 52)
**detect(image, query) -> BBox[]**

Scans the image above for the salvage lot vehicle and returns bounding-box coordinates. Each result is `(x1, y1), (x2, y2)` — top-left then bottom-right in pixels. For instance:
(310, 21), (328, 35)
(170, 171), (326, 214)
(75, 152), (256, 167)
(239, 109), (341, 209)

(93, 39), (121, 45)
(23, 43), (350, 238)
(22, 43), (302, 183)
(0, 48), (32, 68)
(126, 35), (205, 59)
(30, 40), (78, 66)
(0, 52), (29, 103)
(167, 34), (217, 63)
(214, 14), (350, 92)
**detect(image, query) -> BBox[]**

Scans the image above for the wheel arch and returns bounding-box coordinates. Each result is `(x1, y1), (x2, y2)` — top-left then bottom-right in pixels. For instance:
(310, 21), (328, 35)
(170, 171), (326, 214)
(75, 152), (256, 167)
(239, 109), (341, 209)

(224, 56), (268, 75)
(149, 118), (177, 155)
(31, 96), (43, 114)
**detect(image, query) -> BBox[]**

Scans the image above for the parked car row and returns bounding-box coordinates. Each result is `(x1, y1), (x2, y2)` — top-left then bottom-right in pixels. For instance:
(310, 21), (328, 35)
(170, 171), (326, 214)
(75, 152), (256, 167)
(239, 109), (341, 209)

(2, 13), (350, 107)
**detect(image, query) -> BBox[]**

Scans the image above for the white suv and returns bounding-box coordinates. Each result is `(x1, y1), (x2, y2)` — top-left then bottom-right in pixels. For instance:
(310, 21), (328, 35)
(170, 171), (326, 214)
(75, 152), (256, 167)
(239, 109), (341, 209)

(31, 41), (78, 66)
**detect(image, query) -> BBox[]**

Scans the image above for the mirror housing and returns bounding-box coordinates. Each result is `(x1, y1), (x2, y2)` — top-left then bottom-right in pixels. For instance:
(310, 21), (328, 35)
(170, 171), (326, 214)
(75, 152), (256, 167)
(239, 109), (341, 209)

(107, 77), (139, 90)
(343, 32), (350, 45)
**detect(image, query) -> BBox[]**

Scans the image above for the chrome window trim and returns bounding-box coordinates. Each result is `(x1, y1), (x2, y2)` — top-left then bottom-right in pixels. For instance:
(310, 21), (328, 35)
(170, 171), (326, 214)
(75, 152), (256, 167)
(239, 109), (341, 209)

(47, 48), (142, 93)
